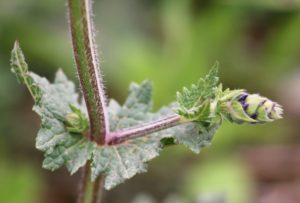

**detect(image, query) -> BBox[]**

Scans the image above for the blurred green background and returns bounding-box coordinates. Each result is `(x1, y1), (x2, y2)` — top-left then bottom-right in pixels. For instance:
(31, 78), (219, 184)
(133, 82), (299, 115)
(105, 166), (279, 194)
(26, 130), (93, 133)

(1, 0), (300, 203)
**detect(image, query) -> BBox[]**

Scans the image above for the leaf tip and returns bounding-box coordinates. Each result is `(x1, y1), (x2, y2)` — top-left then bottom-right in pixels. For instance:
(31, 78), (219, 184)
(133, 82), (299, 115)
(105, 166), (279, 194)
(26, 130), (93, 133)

(13, 40), (19, 48)
(213, 60), (219, 68)
(55, 69), (68, 83)
(209, 61), (219, 77)
(11, 40), (29, 85)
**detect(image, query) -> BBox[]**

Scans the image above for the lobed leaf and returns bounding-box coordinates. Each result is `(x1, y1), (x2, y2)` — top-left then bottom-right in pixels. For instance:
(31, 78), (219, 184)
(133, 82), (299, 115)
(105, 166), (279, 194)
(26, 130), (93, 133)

(11, 42), (93, 175)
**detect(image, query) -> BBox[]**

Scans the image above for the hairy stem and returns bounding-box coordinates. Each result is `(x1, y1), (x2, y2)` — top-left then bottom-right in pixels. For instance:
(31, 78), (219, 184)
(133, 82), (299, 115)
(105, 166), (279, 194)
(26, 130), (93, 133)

(107, 114), (183, 144)
(68, 0), (109, 144)
(68, 0), (107, 202)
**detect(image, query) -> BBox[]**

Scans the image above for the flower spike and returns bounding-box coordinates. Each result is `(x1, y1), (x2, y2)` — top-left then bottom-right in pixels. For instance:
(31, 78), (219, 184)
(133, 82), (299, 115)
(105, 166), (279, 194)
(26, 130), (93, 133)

(176, 64), (283, 125)
(223, 92), (283, 124)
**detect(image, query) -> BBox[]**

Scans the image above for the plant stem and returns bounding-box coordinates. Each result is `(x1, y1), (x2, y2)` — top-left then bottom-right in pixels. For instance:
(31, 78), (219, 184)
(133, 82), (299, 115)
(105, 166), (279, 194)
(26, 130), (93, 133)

(77, 163), (91, 203)
(77, 163), (105, 203)
(107, 114), (183, 144)
(68, 0), (109, 144)
(68, 0), (108, 202)
(92, 175), (105, 203)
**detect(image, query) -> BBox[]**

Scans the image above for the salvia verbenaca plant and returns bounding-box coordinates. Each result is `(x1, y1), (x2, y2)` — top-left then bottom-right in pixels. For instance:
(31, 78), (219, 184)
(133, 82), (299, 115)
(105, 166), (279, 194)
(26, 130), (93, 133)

(10, 0), (283, 203)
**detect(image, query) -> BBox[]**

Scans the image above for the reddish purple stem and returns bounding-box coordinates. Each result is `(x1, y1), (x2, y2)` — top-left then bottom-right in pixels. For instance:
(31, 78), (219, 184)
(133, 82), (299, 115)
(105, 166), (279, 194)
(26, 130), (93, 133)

(106, 114), (181, 145)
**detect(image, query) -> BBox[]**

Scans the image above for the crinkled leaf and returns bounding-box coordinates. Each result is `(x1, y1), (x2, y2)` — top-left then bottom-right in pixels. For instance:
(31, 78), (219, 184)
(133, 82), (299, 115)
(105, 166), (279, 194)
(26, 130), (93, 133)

(155, 106), (220, 153)
(176, 62), (219, 121)
(11, 42), (93, 174)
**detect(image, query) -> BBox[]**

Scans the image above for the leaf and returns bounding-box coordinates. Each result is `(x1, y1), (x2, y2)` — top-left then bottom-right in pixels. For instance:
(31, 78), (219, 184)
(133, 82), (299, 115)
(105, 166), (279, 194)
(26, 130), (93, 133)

(176, 62), (219, 121)
(11, 42), (93, 174)
(11, 41), (41, 102)
(91, 82), (220, 189)
(172, 123), (220, 153)
(155, 106), (221, 153)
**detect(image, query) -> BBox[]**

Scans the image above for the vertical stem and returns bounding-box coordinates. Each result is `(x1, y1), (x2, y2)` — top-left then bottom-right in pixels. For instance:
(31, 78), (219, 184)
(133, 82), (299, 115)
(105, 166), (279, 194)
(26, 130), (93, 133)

(67, 0), (107, 203)
(77, 163), (105, 203)
(92, 175), (105, 203)
(77, 164), (92, 203)
(68, 0), (109, 144)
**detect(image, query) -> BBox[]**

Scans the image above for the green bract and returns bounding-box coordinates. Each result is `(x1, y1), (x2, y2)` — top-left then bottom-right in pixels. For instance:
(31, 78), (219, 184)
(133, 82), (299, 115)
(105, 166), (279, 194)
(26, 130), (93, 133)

(65, 105), (89, 134)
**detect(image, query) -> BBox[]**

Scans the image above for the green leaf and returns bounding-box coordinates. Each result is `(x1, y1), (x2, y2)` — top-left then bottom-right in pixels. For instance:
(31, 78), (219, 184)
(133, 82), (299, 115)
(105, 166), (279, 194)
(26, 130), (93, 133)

(32, 71), (94, 174)
(173, 123), (220, 153)
(156, 105), (220, 153)
(11, 43), (93, 175)
(176, 62), (219, 121)
(11, 41), (41, 101)
(91, 81), (220, 189)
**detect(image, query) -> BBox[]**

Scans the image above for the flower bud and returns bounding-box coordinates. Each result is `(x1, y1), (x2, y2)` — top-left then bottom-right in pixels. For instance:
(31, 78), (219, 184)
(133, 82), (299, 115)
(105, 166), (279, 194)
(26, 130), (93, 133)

(224, 92), (283, 124)
(65, 105), (89, 134)
(65, 112), (81, 127)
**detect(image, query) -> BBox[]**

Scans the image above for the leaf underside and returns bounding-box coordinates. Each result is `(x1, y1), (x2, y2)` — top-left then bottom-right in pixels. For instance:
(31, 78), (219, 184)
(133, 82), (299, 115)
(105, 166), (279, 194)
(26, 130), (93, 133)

(11, 43), (220, 190)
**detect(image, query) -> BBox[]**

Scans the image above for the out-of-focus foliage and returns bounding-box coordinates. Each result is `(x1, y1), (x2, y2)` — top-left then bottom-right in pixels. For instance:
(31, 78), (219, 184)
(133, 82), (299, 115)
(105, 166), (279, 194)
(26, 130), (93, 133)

(1, 0), (300, 202)
(182, 157), (254, 203)
(0, 163), (40, 203)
